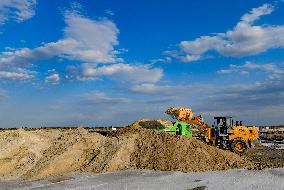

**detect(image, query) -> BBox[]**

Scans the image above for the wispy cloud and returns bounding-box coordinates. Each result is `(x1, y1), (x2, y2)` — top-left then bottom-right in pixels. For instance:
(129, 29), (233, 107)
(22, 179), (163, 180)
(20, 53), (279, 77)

(206, 81), (284, 111)
(105, 9), (114, 16)
(217, 61), (284, 80)
(195, 61), (284, 118)
(0, 0), (37, 24)
(130, 83), (215, 94)
(0, 68), (36, 80)
(169, 3), (284, 62)
(69, 63), (163, 83)
(80, 91), (131, 105)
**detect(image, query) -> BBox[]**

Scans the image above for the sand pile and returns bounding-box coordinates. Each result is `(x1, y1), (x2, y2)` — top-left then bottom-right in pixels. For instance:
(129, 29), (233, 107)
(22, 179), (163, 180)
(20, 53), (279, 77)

(128, 118), (173, 129)
(0, 127), (252, 180)
(114, 128), (251, 171)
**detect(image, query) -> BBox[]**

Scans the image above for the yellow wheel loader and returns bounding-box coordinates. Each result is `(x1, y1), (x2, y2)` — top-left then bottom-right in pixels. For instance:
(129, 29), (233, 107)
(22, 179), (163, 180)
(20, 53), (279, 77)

(165, 107), (260, 154)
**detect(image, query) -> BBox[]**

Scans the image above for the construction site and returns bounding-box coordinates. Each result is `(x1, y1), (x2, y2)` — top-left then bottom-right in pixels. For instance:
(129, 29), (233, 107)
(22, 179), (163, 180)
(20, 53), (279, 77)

(1, 0), (284, 189)
(0, 107), (283, 189)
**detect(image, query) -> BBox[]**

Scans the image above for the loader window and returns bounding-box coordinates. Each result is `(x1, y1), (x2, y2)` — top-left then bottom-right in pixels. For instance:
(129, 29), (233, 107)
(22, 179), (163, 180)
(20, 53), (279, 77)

(226, 118), (232, 127)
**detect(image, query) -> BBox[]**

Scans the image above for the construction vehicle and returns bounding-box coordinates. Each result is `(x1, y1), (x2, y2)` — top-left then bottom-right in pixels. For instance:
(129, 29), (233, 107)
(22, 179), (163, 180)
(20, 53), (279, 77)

(160, 120), (193, 137)
(139, 119), (193, 138)
(163, 107), (260, 154)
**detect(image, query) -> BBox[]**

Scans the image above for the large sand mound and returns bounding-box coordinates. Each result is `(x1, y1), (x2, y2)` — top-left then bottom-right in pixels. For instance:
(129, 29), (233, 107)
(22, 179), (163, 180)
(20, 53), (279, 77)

(0, 127), (252, 180)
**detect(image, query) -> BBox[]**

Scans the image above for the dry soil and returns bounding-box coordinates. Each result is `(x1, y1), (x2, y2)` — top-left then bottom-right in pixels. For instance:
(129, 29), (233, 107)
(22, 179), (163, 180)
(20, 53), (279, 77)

(0, 126), (253, 180)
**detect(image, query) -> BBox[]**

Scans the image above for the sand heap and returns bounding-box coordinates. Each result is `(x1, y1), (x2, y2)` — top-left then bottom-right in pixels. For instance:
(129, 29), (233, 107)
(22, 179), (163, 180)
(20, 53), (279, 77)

(128, 118), (173, 129)
(0, 127), (252, 180)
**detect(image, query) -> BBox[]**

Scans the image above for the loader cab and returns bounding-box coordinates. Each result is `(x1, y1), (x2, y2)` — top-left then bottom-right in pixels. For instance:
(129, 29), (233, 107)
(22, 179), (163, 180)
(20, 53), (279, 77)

(213, 116), (233, 136)
(214, 117), (233, 128)
(213, 116), (233, 149)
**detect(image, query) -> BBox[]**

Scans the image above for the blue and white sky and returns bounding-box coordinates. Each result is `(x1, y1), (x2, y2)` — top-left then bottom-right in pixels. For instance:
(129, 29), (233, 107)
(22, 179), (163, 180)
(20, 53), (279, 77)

(0, 0), (284, 127)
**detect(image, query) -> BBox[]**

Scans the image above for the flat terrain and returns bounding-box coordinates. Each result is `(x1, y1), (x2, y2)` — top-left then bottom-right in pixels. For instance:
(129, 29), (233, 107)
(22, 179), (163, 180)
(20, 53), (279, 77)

(0, 168), (283, 190)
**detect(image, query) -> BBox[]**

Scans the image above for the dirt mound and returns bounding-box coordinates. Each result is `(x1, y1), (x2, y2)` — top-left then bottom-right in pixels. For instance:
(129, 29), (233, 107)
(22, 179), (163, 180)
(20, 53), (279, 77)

(113, 128), (252, 172)
(128, 118), (173, 129)
(0, 127), (252, 180)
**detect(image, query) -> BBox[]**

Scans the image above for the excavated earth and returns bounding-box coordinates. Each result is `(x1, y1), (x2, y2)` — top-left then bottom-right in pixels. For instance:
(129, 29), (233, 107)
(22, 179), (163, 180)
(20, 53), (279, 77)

(0, 125), (255, 181)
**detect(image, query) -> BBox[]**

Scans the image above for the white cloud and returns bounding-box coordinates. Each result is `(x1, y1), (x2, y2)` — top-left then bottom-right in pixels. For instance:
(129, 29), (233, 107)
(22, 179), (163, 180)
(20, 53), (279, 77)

(0, 0), (36, 24)
(0, 68), (36, 80)
(217, 61), (284, 80)
(177, 54), (201, 62)
(173, 3), (284, 62)
(0, 8), (165, 85)
(45, 70), (60, 84)
(150, 57), (172, 64)
(73, 63), (163, 83)
(0, 9), (125, 84)
(0, 11), (120, 68)
(239, 4), (273, 26)
(62, 11), (120, 62)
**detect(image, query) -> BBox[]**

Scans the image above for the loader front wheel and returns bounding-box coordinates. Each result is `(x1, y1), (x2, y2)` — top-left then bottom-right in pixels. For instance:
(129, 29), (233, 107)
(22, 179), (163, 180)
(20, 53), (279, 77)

(231, 138), (248, 155)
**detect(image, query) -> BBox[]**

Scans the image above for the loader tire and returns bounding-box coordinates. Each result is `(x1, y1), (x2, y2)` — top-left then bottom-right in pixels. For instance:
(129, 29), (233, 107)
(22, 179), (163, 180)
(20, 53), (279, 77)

(231, 138), (248, 155)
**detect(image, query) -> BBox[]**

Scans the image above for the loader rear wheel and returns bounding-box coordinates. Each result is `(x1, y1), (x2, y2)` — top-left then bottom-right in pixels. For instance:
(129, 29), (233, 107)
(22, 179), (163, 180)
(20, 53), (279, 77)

(231, 138), (248, 155)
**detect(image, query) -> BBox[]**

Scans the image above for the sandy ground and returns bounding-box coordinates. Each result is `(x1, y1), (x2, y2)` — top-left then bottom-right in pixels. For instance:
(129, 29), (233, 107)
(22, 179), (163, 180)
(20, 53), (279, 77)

(0, 168), (283, 190)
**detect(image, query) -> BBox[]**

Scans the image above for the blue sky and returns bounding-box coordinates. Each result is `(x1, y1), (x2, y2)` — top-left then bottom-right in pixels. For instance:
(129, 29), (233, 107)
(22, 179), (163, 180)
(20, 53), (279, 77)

(0, 0), (284, 127)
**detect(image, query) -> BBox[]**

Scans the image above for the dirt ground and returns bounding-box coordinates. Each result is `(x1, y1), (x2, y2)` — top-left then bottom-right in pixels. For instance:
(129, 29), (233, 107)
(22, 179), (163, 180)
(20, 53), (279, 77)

(0, 127), (252, 180)
(245, 146), (284, 169)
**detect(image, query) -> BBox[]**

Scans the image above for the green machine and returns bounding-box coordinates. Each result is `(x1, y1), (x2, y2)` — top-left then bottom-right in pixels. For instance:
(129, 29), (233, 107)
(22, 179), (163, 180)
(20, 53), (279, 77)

(141, 120), (193, 138)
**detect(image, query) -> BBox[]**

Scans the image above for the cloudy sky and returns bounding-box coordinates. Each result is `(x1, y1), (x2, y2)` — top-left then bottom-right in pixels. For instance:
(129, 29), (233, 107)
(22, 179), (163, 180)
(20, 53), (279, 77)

(0, 0), (284, 127)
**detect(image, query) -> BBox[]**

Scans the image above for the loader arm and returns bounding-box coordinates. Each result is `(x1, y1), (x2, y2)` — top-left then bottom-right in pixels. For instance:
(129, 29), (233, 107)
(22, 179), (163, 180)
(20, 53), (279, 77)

(165, 107), (213, 141)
